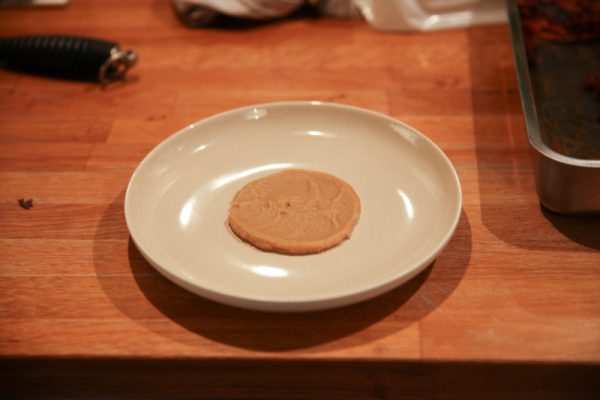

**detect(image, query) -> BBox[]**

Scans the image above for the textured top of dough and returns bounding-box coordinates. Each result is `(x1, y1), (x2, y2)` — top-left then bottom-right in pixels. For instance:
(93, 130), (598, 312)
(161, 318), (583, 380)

(228, 169), (361, 255)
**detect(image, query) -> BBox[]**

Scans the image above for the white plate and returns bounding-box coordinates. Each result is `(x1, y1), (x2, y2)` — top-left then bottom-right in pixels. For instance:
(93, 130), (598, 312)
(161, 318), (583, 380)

(124, 102), (462, 312)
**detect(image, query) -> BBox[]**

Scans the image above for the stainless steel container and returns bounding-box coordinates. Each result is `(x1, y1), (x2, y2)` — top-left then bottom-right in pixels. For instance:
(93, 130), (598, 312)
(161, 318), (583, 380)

(507, 0), (600, 213)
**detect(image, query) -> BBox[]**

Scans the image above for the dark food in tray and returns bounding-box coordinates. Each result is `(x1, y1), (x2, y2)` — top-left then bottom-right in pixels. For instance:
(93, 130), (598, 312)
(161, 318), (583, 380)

(517, 0), (600, 160)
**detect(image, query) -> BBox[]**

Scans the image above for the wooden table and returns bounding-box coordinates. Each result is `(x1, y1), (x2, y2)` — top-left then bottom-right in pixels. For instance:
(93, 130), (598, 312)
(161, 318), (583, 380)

(1, 1), (599, 398)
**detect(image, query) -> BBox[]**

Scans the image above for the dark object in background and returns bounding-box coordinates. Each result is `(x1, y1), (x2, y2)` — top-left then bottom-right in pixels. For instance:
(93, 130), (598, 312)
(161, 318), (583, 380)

(0, 35), (136, 83)
(0, 0), (69, 7)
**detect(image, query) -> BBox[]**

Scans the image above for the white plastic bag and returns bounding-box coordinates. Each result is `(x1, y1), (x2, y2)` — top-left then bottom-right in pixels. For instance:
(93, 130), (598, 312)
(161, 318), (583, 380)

(353, 0), (506, 31)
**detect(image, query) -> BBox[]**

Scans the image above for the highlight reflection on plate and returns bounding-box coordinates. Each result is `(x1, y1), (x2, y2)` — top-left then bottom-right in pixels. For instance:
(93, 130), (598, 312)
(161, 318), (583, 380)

(124, 102), (462, 312)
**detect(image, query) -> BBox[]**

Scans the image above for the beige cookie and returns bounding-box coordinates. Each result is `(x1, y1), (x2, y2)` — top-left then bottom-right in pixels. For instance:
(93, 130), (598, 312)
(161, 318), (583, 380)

(228, 169), (361, 255)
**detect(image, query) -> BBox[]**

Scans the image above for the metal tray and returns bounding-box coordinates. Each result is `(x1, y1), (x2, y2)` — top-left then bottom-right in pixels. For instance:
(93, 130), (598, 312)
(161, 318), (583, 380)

(508, 0), (600, 213)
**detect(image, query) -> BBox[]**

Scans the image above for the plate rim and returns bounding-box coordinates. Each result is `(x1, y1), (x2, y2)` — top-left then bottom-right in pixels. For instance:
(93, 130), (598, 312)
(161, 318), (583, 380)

(124, 101), (463, 311)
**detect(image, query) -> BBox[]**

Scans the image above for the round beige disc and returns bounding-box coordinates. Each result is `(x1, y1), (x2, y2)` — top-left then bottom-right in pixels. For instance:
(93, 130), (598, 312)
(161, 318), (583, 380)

(228, 169), (361, 255)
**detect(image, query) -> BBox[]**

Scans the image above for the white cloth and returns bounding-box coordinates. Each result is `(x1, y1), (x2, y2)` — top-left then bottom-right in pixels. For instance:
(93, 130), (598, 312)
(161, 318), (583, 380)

(190, 0), (304, 19)
(173, 0), (505, 30)
(173, 0), (304, 24)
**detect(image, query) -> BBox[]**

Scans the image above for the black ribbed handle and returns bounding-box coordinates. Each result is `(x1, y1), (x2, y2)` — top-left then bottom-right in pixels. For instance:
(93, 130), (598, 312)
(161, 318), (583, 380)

(0, 35), (117, 81)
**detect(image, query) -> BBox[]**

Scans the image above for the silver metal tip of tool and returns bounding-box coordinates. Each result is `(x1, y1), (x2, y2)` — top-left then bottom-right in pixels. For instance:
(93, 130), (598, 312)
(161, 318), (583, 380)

(99, 47), (137, 84)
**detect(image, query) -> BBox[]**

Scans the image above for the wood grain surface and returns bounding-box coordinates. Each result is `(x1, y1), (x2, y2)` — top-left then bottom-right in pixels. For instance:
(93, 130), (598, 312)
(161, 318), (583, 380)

(1, 0), (599, 398)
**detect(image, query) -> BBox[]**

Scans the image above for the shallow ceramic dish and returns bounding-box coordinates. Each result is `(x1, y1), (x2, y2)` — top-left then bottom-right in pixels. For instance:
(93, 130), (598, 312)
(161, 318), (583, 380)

(124, 102), (462, 312)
